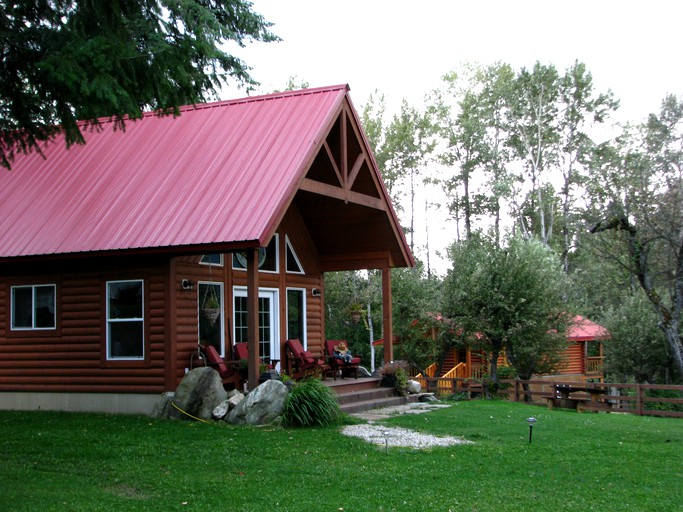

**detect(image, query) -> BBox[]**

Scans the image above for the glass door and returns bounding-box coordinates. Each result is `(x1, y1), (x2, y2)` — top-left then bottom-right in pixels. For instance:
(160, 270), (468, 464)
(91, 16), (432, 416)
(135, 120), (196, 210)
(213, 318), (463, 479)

(233, 288), (279, 369)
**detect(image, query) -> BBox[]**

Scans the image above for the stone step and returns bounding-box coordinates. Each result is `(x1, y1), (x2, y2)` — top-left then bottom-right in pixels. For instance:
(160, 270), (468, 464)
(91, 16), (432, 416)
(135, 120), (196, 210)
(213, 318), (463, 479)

(340, 394), (419, 414)
(335, 386), (395, 405)
(324, 377), (383, 395)
(324, 376), (419, 414)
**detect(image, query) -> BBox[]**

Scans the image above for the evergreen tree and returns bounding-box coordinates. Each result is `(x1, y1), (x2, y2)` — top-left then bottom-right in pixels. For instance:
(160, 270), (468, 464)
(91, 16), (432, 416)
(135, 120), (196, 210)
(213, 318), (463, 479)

(1, 0), (278, 168)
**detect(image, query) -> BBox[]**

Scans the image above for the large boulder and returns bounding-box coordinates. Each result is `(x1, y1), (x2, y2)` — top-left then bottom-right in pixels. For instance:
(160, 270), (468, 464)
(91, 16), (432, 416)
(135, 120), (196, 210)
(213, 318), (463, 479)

(151, 392), (176, 418)
(212, 390), (246, 420)
(225, 379), (289, 426)
(170, 367), (227, 421)
(406, 379), (422, 394)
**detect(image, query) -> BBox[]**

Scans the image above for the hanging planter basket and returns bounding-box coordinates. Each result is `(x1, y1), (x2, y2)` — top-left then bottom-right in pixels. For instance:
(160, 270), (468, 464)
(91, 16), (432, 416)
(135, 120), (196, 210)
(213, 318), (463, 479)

(201, 285), (221, 325)
(202, 308), (220, 324)
(348, 303), (364, 324)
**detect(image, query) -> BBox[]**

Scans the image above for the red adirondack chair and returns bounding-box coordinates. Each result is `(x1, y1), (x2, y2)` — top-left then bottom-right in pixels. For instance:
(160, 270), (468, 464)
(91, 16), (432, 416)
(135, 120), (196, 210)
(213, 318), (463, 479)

(199, 344), (242, 389)
(325, 339), (361, 379)
(285, 339), (332, 380)
(233, 342), (279, 370)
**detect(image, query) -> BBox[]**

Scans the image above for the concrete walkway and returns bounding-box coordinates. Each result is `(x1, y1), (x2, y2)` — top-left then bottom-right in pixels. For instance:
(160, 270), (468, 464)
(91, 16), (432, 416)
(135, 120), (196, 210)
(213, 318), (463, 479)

(350, 402), (451, 421)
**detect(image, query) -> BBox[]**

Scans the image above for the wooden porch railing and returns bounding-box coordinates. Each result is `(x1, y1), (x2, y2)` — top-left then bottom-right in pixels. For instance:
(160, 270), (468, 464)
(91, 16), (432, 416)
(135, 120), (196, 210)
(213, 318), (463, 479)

(586, 356), (604, 374)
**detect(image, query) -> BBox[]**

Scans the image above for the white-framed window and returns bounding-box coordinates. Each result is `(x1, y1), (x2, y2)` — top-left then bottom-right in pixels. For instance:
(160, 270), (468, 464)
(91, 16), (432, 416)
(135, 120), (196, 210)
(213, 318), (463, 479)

(11, 284), (56, 330)
(286, 287), (307, 348)
(232, 235), (279, 273)
(106, 280), (144, 360)
(285, 235), (304, 274)
(198, 281), (225, 356)
(200, 254), (223, 266)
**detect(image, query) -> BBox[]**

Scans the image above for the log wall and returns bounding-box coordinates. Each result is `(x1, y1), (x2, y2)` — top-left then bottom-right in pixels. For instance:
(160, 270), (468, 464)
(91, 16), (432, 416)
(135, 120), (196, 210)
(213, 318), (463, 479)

(0, 206), (326, 402)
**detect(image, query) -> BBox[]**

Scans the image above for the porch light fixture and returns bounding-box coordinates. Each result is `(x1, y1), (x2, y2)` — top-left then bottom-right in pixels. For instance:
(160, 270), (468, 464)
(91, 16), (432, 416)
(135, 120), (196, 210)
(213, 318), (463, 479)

(311, 288), (322, 297)
(181, 279), (194, 291)
(526, 417), (537, 444)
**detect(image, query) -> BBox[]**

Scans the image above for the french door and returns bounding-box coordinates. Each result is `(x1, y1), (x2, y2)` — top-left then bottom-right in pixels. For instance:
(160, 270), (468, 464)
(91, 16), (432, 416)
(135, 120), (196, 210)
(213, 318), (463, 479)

(233, 288), (280, 369)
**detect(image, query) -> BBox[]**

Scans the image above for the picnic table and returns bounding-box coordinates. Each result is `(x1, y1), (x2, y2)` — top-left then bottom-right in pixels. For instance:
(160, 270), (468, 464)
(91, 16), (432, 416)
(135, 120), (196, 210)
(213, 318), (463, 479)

(546, 384), (611, 412)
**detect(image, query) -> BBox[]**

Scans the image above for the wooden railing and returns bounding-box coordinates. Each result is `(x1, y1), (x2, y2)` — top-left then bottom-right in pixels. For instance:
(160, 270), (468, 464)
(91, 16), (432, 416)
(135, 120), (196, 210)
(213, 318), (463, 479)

(445, 362), (467, 379)
(413, 362), (485, 392)
(586, 357), (604, 374)
(418, 376), (683, 419)
(470, 364), (484, 379)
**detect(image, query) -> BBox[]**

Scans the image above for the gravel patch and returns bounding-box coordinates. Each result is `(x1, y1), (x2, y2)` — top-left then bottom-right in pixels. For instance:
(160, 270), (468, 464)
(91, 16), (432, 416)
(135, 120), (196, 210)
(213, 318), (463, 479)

(341, 424), (472, 449)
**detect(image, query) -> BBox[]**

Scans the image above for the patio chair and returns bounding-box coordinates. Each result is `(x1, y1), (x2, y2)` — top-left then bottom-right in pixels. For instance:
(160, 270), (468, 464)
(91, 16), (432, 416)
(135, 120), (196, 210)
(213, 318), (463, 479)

(325, 339), (361, 379)
(199, 344), (242, 389)
(233, 342), (279, 370)
(285, 339), (332, 380)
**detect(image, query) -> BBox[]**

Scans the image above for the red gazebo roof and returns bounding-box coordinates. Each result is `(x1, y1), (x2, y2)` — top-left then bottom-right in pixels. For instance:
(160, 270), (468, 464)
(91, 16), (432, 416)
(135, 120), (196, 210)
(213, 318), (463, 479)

(566, 315), (610, 342)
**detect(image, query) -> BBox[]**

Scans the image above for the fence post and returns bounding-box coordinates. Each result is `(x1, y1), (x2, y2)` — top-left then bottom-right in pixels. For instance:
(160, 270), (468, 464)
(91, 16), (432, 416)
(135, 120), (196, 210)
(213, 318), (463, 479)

(636, 384), (643, 416)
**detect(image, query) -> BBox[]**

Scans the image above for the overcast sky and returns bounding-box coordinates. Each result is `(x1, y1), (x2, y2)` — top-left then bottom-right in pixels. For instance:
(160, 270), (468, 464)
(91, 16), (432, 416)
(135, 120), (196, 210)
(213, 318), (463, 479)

(233, 0), (682, 124)
(228, 0), (683, 274)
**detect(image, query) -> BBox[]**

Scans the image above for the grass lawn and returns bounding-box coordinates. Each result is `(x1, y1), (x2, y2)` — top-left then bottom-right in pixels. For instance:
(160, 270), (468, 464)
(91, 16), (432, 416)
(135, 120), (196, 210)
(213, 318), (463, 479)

(0, 400), (681, 511)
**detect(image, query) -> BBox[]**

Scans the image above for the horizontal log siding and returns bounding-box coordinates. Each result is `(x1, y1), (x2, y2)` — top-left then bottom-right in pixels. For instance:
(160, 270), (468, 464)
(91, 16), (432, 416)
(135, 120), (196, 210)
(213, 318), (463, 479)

(0, 285), (5, 336)
(173, 258), (224, 383)
(279, 207), (323, 355)
(0, 264), (169, 394)
(285, 274), (324, 355)
(557, 342), (584, 374)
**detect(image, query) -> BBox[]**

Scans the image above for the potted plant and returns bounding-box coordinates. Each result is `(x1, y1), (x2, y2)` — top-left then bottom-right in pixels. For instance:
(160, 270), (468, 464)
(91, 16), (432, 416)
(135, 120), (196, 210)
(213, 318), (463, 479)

(348, 302), (364, 324)
(201, 290), (221, 324)
(380, 360), (409, 396)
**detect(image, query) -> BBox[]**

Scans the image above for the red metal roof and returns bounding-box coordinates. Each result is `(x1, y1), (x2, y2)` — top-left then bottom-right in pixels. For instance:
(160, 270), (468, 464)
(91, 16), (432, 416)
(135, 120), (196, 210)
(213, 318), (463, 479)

(566, 315), (610, 342)
(1, 85), (355, 259)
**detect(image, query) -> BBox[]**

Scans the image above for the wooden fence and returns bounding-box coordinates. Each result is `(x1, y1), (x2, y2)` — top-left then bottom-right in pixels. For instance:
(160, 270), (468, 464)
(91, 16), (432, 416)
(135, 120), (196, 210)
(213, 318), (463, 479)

(416, 376), (683, 419)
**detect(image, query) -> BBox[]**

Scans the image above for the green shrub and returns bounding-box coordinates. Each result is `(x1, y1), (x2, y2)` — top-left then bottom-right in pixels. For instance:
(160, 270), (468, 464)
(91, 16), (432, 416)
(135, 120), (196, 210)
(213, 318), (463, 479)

(645, 388), (683, 412)
(393, 367), (409, 396)
(282, 378), (342, 427)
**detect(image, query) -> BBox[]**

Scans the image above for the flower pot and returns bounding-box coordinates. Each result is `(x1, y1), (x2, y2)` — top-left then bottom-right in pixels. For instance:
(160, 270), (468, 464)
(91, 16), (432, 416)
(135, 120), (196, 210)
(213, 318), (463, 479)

(202, 308), (220, 324)
(381, 375), (397, 388)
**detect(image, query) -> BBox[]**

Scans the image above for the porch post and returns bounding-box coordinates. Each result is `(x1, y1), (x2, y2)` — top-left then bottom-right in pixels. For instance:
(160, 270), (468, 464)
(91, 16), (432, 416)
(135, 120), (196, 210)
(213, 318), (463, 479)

(247, 247), (260, 391)
(382, 267), (393, 364)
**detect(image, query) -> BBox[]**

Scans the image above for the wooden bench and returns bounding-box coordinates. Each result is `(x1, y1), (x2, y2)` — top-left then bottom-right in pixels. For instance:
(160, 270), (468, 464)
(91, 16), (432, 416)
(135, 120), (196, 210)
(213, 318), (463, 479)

(546, 396), (590, 410)
(577, 400), (613, 413)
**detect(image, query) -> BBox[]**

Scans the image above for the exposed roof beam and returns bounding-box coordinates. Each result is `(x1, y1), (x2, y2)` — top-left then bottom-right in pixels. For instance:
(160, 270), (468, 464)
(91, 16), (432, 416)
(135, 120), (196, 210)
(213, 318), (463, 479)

(299, 178), (385, 210)
(320, 251), (393, 272)
(323, 140), (343, 187)
(347, 153), (365, 190)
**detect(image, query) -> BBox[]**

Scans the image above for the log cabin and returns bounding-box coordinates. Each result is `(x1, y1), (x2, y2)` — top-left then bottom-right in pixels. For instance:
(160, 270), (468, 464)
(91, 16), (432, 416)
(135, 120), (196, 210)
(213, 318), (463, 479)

(0, 85), (414, 414)
(413, 314), (609, 390)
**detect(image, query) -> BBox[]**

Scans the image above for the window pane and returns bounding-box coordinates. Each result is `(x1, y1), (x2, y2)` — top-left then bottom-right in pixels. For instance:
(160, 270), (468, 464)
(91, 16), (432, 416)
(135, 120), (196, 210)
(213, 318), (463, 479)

(109, 321), (144, 358)
(259, 297), (271, 359)
(108, 282), (142, 319)
(200, 254), (223, 265)
(199, 283), (223, 351)
(34, 285), (56, 328)
(286, 239), (303, 273)
(234, 296), (248, 343)
(232, 237), (278, 272)
(107, 280), (144, 359)
(287, 289), (304, 340)
(11, 287), (32, 328)
(260, 240), (277, 272)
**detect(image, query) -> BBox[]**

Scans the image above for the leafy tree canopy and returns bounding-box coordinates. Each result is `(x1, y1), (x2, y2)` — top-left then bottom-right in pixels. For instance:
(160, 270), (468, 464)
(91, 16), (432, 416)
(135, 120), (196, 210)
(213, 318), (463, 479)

(602, 292), (675, 384)
(586, 94), (683, 379)
(0, 0), (278, 168)
(443, 235), (568, 383)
